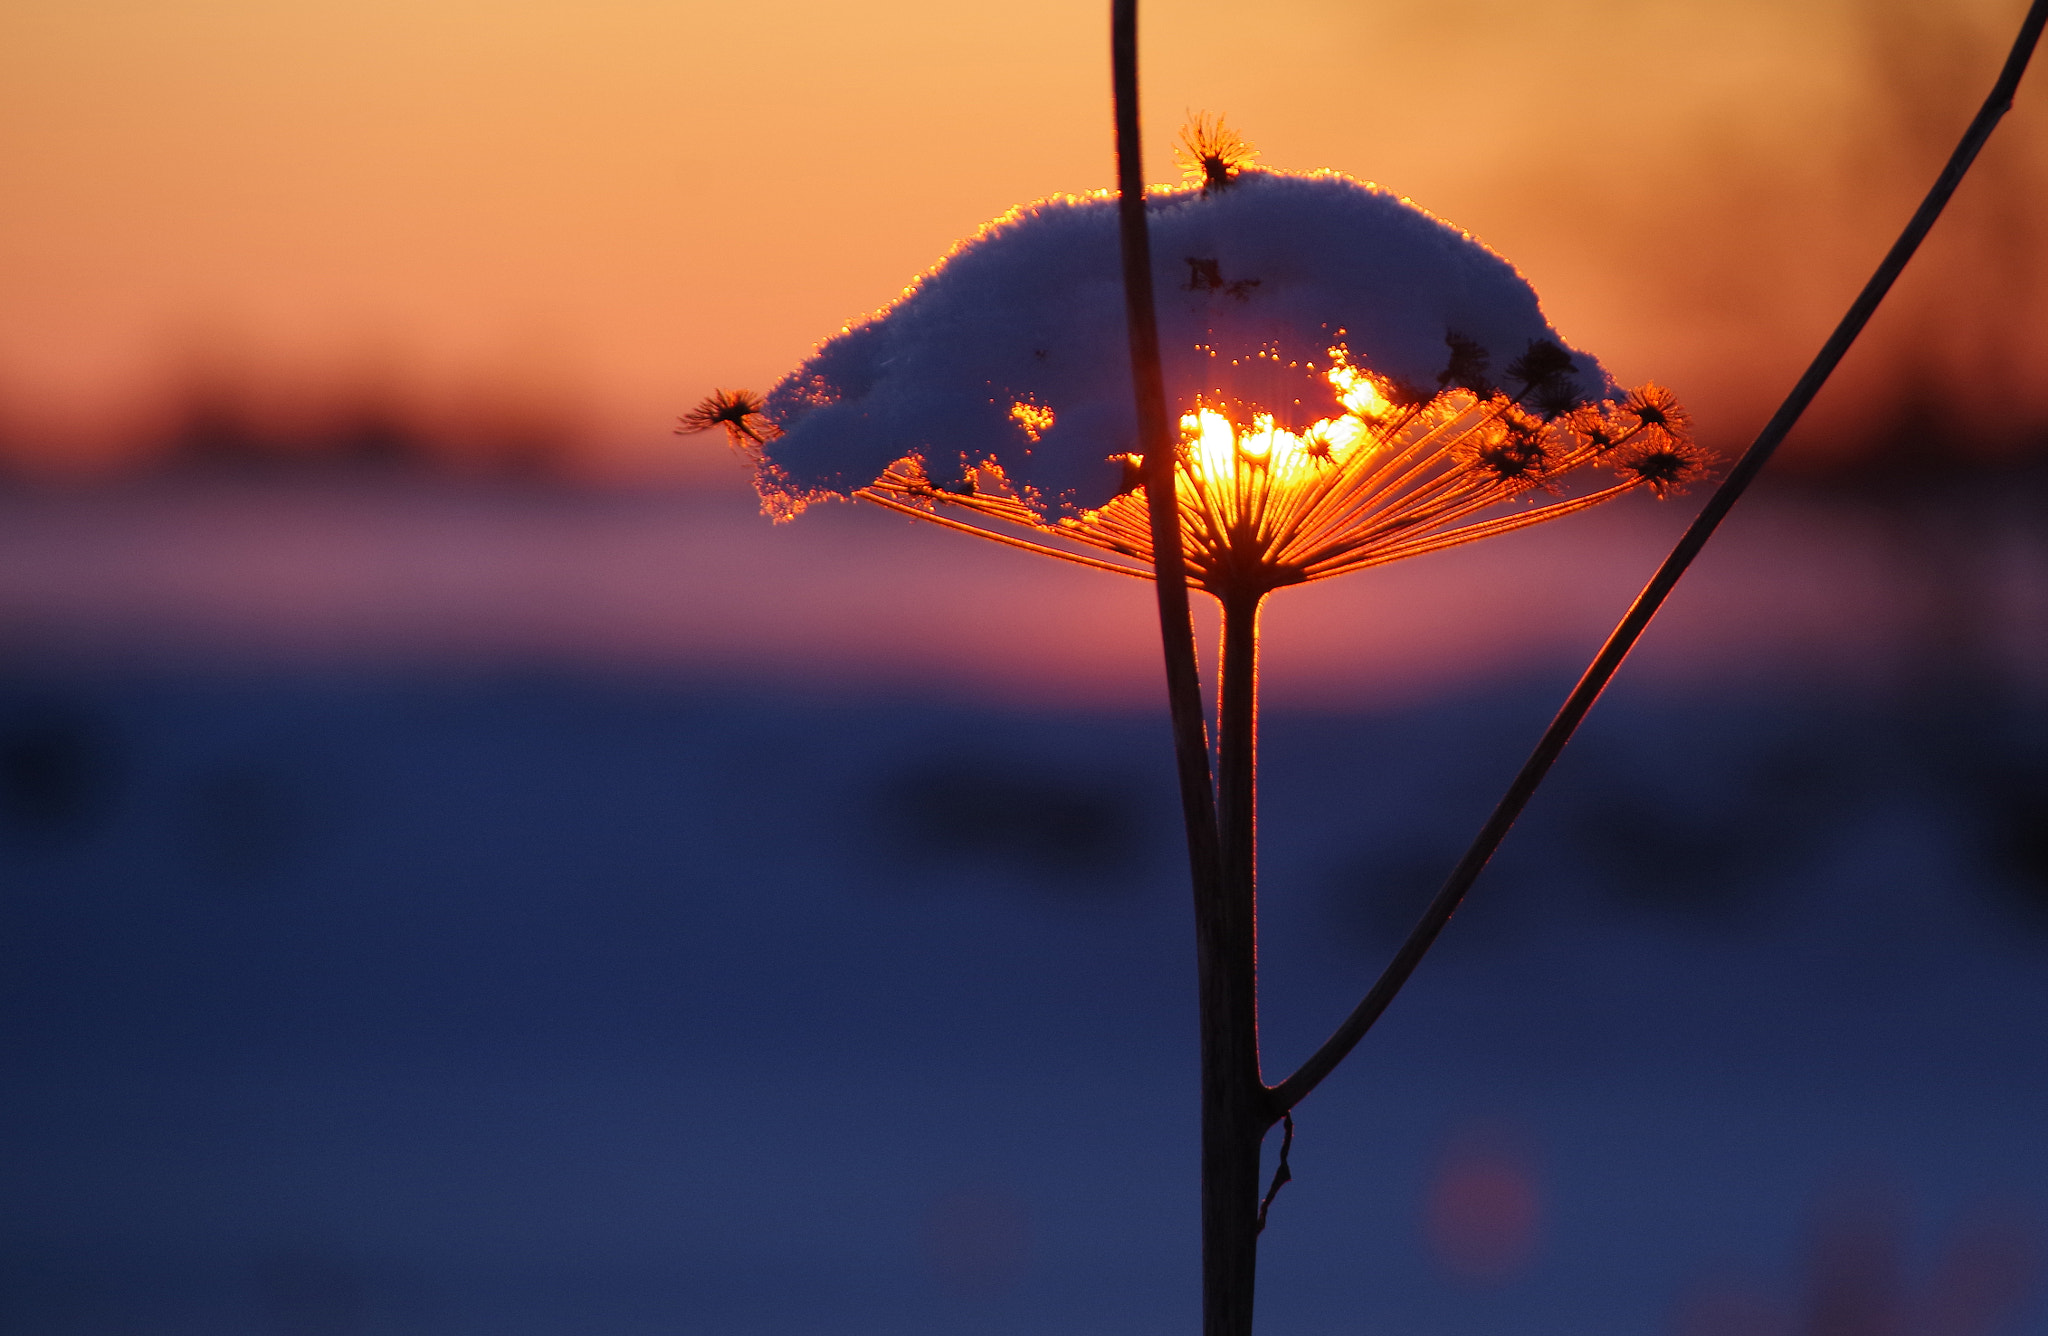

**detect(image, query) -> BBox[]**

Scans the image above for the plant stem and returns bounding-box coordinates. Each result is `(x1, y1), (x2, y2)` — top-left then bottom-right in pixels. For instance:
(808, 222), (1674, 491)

(1109, 0), (1222, 924)
(1204, 587), (1268, 1336)
(1269, 0), (2048, 1118)
(1106, 11), (1247, 1325)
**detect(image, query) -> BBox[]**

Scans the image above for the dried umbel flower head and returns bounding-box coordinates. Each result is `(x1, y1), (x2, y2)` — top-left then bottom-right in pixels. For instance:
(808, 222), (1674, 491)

(678, 389), (773, 449)
(857, 352), (1696, 596)
(700, 139), (1701, 599)
(1176, 113), (1257, 193)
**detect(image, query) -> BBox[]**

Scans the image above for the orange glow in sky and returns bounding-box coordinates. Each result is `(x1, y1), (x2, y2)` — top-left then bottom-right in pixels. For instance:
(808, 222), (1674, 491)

(4, 0), (2043, 482)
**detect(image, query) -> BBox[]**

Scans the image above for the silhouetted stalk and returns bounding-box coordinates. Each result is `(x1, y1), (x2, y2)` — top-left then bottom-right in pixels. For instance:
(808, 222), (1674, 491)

(1111, 3), (1259, 1333)
(1206, 587), (1267, 1336)
(1269, 0), (2048, 1117)
(1109, 0), (1220, 914)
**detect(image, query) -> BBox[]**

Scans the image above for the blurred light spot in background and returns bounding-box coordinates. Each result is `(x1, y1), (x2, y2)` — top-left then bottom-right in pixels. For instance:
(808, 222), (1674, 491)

(1424, 1124), (1544, 1285)
(1922, 1208), (2042, 1336)
(922, 1182), (1033, 1296)
(1671, 1186), (2041, 1336)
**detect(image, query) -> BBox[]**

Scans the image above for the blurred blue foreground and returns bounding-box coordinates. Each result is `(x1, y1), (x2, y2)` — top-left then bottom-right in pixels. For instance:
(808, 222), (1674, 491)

(2, 670), (2045, 1335)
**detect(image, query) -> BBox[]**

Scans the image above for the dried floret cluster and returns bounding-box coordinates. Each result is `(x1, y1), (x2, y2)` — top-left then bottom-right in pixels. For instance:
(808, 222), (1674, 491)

(840, 353), (1690, 597)
(687, 338), (1701, 600)
(1176, 113), (1258, 194)
(681, 123), (1707, 600)
(677, 388), (771, 445)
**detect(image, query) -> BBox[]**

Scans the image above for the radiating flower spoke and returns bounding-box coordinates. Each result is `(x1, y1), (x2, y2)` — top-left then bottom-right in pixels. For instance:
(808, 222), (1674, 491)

(690, 127), (1707, 604)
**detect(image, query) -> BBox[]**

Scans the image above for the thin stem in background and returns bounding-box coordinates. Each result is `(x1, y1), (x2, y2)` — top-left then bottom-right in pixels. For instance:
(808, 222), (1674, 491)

(1110, 0), (1222, 936)
(1111, 5), (1264, 1334)
(1270, 0), (2048, 1117)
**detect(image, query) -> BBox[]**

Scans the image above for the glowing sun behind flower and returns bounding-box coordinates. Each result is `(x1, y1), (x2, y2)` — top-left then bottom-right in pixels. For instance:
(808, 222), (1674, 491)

(684, 133), (1704, 601)
(847, 341), (1699, 597)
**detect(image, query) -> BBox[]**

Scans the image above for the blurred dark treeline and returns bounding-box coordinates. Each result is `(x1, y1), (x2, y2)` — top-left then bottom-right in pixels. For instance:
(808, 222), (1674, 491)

(146, 376), (583, 481)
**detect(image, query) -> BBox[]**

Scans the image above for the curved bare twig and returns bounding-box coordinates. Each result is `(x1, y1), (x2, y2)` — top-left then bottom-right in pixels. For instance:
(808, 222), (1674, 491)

(1270, 0), (2048, 1117)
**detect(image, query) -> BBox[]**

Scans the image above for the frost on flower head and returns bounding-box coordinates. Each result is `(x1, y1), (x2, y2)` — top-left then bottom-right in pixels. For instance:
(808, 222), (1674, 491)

(699, 146), (1700, 597)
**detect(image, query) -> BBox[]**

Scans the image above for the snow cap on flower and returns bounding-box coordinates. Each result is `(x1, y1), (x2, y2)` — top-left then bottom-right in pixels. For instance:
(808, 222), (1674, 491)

(757, 168), (1621, 519)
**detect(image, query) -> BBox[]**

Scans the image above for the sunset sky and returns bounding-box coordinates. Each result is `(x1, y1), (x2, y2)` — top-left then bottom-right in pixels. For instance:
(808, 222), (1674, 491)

(4, 0), (2043, 480)
(1, 0), (2044, 707)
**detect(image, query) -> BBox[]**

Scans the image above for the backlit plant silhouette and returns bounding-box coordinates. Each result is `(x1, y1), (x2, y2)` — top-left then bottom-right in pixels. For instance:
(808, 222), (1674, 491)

(684, 1), (2047, 1330)
(687, 139), (1701, 1328)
